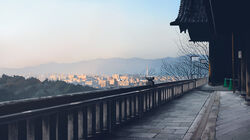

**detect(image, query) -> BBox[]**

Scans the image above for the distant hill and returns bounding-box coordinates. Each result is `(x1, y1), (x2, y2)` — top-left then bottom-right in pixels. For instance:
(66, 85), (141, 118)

(0, 75), (96, 102)
(0, 57), (178, 75)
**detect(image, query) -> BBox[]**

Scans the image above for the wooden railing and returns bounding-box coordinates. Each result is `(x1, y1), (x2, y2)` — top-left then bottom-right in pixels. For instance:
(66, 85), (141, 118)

(0, 78), (207, 140)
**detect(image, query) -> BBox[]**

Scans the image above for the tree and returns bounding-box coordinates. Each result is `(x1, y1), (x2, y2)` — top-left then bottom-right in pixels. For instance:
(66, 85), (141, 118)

(161, 34), (209, 81)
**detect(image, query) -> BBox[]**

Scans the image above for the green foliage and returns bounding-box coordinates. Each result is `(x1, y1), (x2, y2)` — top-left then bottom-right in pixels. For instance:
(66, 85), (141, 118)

(0, 74), (96, 102)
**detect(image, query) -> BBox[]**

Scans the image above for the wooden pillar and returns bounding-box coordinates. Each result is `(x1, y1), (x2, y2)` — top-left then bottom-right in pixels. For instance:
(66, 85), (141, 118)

(241, 55), (246, 92)
(209, 39), (216, 84)
(246, 44), (250, 99)
(240, 34), (247, 94)
(209, 34), (232, 85)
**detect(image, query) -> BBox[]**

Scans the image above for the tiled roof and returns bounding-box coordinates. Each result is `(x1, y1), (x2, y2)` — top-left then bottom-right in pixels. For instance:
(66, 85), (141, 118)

(170, 0), (208, 32)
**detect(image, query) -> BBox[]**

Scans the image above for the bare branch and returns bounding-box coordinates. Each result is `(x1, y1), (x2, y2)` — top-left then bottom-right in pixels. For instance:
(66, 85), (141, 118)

(161, 34), (209, 80)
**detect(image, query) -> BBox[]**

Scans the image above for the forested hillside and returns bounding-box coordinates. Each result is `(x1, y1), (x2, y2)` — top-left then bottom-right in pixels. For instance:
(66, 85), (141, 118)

(0, 75), (96, 102)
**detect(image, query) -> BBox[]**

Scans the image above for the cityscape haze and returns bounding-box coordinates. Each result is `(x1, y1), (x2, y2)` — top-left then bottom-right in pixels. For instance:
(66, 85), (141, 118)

(0, 1), (182, 99)
(0, 0), (180, 68)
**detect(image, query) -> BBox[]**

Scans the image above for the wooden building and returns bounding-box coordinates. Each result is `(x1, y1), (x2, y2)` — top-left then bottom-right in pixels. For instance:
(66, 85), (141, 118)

(171, 0), (250, 98)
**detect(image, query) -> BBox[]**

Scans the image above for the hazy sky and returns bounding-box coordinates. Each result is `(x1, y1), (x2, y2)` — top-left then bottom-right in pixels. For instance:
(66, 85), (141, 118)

(0, 0), (180, 68)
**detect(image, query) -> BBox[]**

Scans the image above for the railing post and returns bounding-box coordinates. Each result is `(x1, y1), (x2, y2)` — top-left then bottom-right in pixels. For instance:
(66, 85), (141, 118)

(34, 118), (42, 140)
(129, 96), (132, 118)
(42, 116), (50, 140)
(107, 101), (113, 133)
(166, 88), (168, 101)
(158, 88), (161, 106)
(58, 112), (67, 140)
(165, 88), (168, 102)
(124, 97), (127, 121)
(145, 92), (148, 111)
(68, 112), (74, 140)
(73, 110), (79, 140)
(27, 119), (35, 140)
(18, 120), (27, 140)
(152, 89), (155, 108)
(82, 106), (88, 140)
(106, 101), (112, 133)
(111, 100), (116, 128)
(164, 88), (167, 102)
(168, 88), (170, 101)
(181, 84), (184, 94)
(91, 104), (96, 136)
(99, 102), (104, 133)
(171, 86), (174, 99)
(144, 93), (147, 113)
(0, 124), (8, 140)
(133, 96), (137, 117)
(148, 91), (151, 110)
(118, 100), (122, 124)
(138, 94), (143, 118)
(165, 88), (168, 101)
(49, 114), (57, 140)
(8, 122), (18, 140)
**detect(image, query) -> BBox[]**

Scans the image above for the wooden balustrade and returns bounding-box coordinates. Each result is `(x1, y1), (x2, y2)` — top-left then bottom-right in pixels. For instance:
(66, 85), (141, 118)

(0, 78), (207, 140)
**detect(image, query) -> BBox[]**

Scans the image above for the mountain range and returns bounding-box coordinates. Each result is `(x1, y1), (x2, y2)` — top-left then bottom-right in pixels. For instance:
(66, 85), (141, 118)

(0, 57), (178, 76)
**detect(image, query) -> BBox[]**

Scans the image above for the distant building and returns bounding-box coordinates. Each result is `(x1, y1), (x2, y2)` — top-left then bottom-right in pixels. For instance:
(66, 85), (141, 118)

(109, 79), (118, 87)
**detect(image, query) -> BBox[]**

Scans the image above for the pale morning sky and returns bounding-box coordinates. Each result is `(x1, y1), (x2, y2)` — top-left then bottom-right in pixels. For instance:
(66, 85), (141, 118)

(0, 0), (180, 68)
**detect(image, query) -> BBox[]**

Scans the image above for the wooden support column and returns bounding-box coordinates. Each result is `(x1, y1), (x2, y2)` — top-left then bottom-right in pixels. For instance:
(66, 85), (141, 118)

(241, 54), (246, 93)
(240, 35), (247, 94)
(246, 44), (250, 99)
(209, 34), (232, 85)
(209, 39), (215, 84)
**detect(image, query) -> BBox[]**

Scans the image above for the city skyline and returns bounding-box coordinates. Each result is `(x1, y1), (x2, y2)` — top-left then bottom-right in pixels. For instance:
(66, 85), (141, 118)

(1, 0), (180, 68)
(28, 73), (173, 89)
